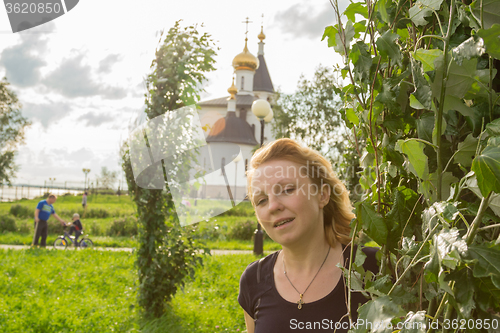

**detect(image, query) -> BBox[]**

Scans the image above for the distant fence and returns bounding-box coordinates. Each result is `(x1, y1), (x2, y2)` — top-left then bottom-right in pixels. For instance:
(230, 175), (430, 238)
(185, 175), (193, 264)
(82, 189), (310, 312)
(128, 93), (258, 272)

(0, 183), (131, 202)
(0, 184), (85, 202)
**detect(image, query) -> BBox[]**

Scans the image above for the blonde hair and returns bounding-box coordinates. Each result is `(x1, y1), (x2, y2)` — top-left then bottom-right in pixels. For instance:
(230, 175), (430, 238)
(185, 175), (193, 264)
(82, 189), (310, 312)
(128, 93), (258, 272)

(73, 213), (80, 219)
(246, 138), (353, 246)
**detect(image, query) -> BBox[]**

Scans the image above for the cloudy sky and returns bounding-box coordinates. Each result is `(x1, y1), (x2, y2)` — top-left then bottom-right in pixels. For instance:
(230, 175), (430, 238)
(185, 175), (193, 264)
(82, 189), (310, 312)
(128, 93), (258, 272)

(0, 0), (347, 189)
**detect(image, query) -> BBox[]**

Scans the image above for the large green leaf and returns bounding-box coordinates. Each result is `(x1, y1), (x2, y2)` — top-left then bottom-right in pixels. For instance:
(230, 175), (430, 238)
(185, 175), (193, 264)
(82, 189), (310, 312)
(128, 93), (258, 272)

(351, 41), (372, 82)
(377, 0), (390, 24)
(443, 95), (475, 117)
(436, 228), (467, 270)
(386, 187), (420, 253)
(477, 24), (500, 60)
(419, 172), (458, 202)
(357, 202), (388, 246)
(376, 31), (403, 66)
(469, 242), (500, 288)
(322, 26), (339, 48)
(410, 57), (432, 109)
(416, 112), (434, 142)
(399, 311), (427, 333)
(409, 0), (444, 26)
(396, 139), (429, 180)
(454, 133), (478, 167)
(344, 1), (369, 22)
(346, 107), (360, 126)
(471, 145), (500, 196)
(355, 297), (402, 333)
(465, 176), (500, 217)
(451, 36), (485, 66)
(486, 118), (500, 137)
(324, 21), (356, 55)
(431, 57), (477, 100)
(414, 49), (443, 72)
(472, 0), (500, 29)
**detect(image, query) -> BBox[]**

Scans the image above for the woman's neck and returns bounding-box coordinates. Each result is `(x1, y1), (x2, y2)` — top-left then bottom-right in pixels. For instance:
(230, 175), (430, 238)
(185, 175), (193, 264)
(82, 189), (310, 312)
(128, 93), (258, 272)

(281, 238), (340, 275)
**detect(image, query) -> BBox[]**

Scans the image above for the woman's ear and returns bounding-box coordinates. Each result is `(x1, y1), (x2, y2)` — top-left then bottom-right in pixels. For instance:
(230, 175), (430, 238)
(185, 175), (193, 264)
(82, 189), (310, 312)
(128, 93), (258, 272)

(319, 183), (331, 209)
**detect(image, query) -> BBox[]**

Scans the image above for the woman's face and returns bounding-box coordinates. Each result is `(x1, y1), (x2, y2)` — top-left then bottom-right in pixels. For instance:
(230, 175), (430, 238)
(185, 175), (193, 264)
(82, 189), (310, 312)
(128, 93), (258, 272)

(250, 159), (330, 247)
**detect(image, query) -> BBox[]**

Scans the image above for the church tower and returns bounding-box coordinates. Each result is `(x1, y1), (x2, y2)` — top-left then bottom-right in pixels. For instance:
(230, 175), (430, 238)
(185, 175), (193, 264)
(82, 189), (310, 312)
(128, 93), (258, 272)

(195, 20), (276, 200)
(253, 26), (275, 102)
(232, 38), (259, 95)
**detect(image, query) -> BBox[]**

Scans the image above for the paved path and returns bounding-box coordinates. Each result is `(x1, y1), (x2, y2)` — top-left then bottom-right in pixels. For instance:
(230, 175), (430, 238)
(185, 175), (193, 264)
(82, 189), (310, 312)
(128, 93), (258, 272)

(0, 244), (267, 255)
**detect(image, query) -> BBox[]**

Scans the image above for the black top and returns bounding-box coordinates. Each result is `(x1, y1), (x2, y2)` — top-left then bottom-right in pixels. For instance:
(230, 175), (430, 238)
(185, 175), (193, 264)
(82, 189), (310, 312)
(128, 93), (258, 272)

(238, 245), (379, 333)
(72, 219), (83, 231)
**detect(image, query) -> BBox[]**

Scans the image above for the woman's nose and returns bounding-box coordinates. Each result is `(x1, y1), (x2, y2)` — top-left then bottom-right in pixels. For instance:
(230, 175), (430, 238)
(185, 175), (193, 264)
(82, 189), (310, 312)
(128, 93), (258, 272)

(267, 194), (283, 212)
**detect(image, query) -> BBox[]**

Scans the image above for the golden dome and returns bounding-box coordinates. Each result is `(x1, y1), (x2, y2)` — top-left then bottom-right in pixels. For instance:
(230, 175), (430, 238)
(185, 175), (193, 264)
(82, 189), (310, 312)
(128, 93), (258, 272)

(227, 77), (237, 99)
(232, 38), (259, 71)
(258, 27), (266, 41)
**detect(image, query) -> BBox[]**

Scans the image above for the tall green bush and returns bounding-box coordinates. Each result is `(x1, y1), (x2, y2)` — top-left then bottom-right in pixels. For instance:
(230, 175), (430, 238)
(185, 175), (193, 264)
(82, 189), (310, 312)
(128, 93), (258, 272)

(0, 215), (16, 233)
(121, 21), (216, 318)
(227, 219), (258, 241)
(323, 0), (500, 329)
(107, 217), (138, 236)
(9, 204), (31, 218)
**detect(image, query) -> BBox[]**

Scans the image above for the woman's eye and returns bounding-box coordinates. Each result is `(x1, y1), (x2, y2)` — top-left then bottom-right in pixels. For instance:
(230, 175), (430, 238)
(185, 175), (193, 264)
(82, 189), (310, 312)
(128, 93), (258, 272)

(284, 188), (295, 194)
(256, 198), (267, 206)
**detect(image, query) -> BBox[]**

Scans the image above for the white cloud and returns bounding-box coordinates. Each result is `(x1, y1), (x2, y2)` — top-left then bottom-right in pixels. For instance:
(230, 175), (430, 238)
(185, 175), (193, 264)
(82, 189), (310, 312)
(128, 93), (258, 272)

(77, 112), (115, 127)
(43, 53), (128, 99)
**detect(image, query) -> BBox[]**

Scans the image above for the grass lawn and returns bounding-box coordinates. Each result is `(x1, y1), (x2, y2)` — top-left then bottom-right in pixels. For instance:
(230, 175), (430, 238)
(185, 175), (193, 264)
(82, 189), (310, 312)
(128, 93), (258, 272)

(142, 253), (256, 332)
(0, 195), (279, 251)
(0, 248), (257, 332)
(0, 248), (139, 332)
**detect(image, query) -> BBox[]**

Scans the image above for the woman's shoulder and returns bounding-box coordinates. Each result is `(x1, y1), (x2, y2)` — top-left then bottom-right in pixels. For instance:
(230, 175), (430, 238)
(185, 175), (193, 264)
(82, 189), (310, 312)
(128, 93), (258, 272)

(240, 251), (279, 287)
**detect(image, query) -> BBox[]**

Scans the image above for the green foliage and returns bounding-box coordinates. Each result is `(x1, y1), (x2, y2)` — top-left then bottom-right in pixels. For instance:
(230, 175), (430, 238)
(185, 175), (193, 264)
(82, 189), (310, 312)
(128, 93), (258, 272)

(0, 77), (30, 186)
(227, 219), (257, 241)
(272, 65), (345, 161)
(9, 204), (31, 218)
(140, 254), (254, 332)
(97, 166), (118, 189)
(84, 207), (110, 218)
(121, 20), (216, 318)
(0, 214), (16, 232)
(107, 216), (138, 236)
(325, 0), (500, 328)
(46, 219), (64, 235)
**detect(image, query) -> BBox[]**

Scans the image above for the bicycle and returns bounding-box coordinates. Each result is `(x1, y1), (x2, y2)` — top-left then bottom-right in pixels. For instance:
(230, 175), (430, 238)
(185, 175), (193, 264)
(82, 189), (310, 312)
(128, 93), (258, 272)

(53, 225), (94, 249)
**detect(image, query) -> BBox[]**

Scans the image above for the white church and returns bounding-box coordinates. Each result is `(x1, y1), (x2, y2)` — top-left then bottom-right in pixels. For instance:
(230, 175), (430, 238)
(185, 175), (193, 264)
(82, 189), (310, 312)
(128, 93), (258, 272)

(193, 26), (277, 201)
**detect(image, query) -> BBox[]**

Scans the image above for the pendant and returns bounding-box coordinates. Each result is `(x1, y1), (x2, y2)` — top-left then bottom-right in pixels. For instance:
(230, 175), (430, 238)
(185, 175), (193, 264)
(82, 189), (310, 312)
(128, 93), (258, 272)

(297, 294), (305, 310)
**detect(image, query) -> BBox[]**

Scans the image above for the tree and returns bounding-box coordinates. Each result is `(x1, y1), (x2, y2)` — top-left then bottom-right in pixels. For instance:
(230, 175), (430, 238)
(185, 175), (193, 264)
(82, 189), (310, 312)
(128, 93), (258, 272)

(121, 21), (216, 318)
(0, 77), (30, 185)
(272, 65), (361, 197)
(97, 166), (117, 189)
(273, 65), (346, 161)
(324, 0), (500, 327)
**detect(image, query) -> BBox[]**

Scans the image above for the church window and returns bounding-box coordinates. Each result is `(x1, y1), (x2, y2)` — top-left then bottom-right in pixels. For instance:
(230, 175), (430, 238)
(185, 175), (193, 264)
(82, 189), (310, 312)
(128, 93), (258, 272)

(241, 76), (245, 90)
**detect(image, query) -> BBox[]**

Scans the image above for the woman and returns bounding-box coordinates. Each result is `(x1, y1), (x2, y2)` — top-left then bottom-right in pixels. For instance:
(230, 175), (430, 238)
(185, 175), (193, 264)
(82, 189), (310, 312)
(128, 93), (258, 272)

(238, 138), (378, 333)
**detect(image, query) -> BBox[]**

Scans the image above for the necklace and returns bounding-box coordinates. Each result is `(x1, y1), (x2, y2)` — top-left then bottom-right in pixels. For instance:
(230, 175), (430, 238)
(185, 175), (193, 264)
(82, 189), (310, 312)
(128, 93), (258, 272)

(282, 246), (331, 309)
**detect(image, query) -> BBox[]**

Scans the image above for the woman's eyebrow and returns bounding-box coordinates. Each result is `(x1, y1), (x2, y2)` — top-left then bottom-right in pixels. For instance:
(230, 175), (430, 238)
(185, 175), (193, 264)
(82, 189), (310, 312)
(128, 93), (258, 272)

(276, 179), (296, 186)
(252, 179), (296, 195)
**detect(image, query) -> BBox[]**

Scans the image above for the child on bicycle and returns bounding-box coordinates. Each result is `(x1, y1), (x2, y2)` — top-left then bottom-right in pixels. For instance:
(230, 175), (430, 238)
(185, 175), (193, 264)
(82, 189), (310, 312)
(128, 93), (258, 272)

(68, 213), (84, 246)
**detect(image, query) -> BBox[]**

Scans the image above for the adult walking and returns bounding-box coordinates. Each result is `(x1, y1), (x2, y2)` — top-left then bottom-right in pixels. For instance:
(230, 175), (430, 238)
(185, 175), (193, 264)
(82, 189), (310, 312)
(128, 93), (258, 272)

(81, 191), (88, 218)
(33, 194), (67, 247)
